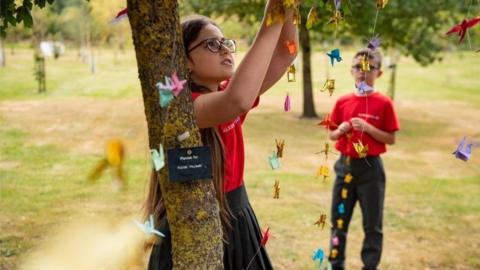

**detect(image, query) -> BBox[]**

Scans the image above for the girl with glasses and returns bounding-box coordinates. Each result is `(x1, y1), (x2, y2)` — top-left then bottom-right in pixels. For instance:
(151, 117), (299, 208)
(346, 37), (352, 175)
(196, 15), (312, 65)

(146, 1), (298, 269)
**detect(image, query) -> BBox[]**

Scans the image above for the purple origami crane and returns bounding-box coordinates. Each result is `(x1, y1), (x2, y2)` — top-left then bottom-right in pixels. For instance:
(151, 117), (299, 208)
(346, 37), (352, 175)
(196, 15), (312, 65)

(453, 137), (474, 161)
(367, 35), (381, 50)
(334, 0), (341, 10)
(284, 93), (291, 112)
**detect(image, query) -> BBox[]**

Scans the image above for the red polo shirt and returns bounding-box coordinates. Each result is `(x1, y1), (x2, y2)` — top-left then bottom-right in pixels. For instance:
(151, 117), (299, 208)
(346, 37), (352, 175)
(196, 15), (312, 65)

(191, 82), (259, 192)
(330, 91), (400, 157)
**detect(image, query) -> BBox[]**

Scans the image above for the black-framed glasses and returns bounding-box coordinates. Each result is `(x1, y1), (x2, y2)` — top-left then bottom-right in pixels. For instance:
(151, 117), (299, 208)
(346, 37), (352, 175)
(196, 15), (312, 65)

(351, 64), (379, 72)
(187, 38), (237, 54)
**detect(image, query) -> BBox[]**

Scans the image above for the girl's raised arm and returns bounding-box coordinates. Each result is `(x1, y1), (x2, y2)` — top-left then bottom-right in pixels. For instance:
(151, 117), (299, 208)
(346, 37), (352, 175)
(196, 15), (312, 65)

(194, 0), (284, 128)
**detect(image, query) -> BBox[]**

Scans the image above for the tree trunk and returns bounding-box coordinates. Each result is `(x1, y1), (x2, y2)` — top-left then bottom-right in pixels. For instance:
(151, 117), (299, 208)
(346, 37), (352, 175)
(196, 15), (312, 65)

(387, 50), (400, 100)
(0, 37), (5, 67)
(299, 19), (317, 118)
(387, 63), (396, 100)
(126, 1), (223, 269)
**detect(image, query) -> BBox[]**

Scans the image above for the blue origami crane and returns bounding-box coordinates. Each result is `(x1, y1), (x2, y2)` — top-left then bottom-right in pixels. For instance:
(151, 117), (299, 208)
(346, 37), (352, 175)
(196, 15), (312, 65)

(268, 152), (281, 170)
(312, 248), (324, 268)
(337, 203), (345, 215)
(134, 214), (165, 238)
(327, 49), (342, 66)
(453, 137), (473, 161)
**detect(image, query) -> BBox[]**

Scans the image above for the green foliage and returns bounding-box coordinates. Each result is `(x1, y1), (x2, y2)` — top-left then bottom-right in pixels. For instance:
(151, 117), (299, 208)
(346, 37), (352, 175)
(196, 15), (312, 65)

(184, 0), (477, 66)
(0, 0), (55, 36)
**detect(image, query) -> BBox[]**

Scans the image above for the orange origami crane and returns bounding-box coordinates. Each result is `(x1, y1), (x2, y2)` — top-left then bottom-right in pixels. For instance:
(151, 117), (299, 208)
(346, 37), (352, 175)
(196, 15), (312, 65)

(318, 114), (338, 129)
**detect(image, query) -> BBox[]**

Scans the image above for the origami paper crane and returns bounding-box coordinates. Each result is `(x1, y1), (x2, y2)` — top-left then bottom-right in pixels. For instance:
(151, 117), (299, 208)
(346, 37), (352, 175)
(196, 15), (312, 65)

(276, 139), (285, 158)
(337, 203), (345, 215)
(344, 173), (353, 184)
(156, 76), (174, 91)
(285, 40), (297, 55)
(353, 140), (369, 158)
(317, 142), (336, 161)
(360, 55), (370, 72)
(327, 10), (343, 27)
(341, 188), (348, 199)
(159, 90), (174, 108)
(293, 8), (301, 25)
(134, 215), (165, 238)
(266, 1), (286, 26)
(356, 81), (373, 95)
(336, 218), (344, 229)
(287, 64), (296, 82)
(332, 236), (340, 246)
(268, 152), (281, 169)
(314, 213), (327, 229)
(284, 93), (291, 112)
(111, 8), (128, 25)
(261, 227), (271, 246)
(273, 180), (280, 199)
(376, 0), (388, 8)
(330, 248), (339, 259)
(312, 248), (325, 268)
(321, 79), (336, 96)
(171, 72), (187, 97)
(89, 139), (126, 188)
(327, 49), (342, 66)
(452, 137), (474, 161)
(316, 165), (330, 181)
(306, 7), (320, 29)
(367, 35), (381, 50)
(334, 0), (341, 10)
(318, 114), (338, 129)
(446, 17), (480, 44)
(150, 144), (165, 171)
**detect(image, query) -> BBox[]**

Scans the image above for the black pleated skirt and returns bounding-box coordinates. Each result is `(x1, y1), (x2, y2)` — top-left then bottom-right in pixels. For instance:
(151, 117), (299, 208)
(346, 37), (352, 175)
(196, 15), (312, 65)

(148, 184), (273, 270)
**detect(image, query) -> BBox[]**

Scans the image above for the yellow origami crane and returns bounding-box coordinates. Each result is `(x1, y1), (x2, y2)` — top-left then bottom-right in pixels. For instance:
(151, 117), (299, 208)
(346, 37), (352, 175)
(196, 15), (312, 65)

(293, 7), (301, 25)
(316, 165), (330, 181)
(377, 0), (389, 9)
(344, 173), (353, 184)
(287, 64), (296, 82)
(266, 1), (286, 26)
(306, 7), (320, 29)
(317, 142), (336, 161)
(328, 10), (343, 27)
(321, 79), (336, 96)
(275, 139), (285, 158)
(314, 213), (327, 229)
(337, 218), (344, 229)
(353, 140), (369, 158)
(273, 180), (280, 199)
(360, 55), (370, 72)
(89, 138), (126, 189)
(331, 248), (339, 259)
(341, 187), (348, 199)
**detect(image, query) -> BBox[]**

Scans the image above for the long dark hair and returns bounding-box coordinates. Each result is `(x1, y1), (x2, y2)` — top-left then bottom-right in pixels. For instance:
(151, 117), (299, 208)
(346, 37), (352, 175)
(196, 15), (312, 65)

(144, 15), (231, 239)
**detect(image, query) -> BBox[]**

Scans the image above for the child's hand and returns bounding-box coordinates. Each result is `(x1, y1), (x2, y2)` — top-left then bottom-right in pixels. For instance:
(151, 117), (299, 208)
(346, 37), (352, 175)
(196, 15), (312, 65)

(351, 117), (372, 132)
(338, 121), (351, 134)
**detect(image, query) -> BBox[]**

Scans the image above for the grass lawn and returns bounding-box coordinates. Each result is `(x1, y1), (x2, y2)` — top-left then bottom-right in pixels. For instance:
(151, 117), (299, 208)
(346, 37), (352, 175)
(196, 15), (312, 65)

(1, 48), (479, 270)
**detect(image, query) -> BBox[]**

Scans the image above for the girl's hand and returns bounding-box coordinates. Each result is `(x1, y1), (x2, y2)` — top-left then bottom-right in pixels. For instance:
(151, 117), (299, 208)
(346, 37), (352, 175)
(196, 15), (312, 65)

(350, 117), (371, 132)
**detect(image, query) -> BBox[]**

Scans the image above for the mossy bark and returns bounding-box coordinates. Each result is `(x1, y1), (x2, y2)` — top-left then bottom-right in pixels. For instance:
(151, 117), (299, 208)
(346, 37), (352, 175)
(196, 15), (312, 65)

(126, 0), (223, 268)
